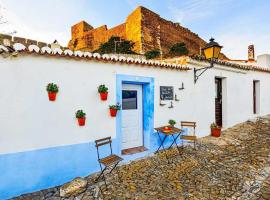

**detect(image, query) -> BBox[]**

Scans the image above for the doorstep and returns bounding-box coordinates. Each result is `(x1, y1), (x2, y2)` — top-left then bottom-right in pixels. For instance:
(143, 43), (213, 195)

(121, 146), (148, 155)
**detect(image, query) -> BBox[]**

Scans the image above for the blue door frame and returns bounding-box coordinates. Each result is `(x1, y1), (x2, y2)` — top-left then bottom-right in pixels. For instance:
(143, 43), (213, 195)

(115, 74), (154, 158)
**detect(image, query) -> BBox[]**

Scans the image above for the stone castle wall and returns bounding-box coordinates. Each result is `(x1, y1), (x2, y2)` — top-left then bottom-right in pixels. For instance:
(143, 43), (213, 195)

(68, 6), (206, 56)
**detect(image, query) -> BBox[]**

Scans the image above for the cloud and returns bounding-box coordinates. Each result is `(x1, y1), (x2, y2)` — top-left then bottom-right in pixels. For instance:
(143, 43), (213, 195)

(168, 0), (232, 25)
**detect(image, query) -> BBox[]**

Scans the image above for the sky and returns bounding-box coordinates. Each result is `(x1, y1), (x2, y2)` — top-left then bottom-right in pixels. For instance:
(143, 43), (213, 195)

(0, 0), (269, 60)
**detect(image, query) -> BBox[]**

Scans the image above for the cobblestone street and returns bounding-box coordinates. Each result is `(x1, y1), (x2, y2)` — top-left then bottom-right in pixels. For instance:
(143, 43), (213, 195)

(14, 116), (270, 200)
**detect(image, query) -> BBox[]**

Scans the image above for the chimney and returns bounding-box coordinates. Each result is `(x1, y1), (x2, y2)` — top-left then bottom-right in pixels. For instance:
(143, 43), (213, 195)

(50, 40), (61, 50)
(248, 45), (255, 61)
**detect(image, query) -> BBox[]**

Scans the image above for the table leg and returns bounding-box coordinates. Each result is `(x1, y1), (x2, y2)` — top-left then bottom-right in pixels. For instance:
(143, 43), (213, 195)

(155, 132), (169, 162)
(169, 133), (182, 155)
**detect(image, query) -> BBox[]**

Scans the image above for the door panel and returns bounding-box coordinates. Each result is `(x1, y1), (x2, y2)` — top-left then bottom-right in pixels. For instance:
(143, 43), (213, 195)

(215, 78), (222, 127)
(121, 84), (143, 150)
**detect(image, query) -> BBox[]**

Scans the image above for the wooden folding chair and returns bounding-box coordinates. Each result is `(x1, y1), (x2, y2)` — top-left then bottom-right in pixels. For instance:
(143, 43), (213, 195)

(180, 121), (197, 149)
(95, 137), (123, 187)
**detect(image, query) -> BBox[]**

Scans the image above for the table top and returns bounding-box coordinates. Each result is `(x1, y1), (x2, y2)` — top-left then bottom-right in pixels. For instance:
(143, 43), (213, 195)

(154, 126), (182, 135)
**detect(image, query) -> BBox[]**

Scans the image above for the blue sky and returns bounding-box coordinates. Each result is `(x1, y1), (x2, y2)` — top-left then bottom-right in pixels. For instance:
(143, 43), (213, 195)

(0, 0), (270, 59)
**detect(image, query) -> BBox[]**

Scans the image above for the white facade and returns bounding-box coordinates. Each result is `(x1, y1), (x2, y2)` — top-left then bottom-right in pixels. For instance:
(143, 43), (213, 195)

(0, 55), (270, 154)
(1, 52), (270, 199)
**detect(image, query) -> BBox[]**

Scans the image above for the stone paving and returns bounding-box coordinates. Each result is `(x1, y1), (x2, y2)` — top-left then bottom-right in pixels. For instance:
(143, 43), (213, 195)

(13, 116), (270, 200)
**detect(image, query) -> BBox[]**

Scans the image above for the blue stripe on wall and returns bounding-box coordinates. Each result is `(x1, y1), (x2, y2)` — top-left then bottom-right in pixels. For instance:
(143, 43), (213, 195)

(0, 142), (104, 200)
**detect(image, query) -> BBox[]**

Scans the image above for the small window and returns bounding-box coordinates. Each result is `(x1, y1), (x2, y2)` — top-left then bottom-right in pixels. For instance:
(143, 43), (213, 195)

(122, 90), (137, 110)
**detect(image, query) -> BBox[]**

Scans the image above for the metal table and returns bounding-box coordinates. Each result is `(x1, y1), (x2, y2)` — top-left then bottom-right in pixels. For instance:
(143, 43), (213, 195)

(154, 126), (183, 162)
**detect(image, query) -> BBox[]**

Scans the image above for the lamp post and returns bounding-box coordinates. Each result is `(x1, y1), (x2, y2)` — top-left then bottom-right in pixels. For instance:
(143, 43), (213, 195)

(194, 38), (222, 83)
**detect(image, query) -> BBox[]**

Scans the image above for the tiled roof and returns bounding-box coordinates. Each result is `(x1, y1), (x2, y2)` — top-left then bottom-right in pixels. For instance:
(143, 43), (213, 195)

(192, 55), (270, 73)
(0, 42), (190, 71)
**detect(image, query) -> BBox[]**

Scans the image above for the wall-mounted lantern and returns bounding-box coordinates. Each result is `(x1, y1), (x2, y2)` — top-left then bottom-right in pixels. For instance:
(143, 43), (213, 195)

(194, 38), (223, 83)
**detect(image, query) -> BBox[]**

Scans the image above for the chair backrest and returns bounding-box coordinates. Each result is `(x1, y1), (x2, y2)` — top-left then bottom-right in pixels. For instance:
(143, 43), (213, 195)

(95, 137), (113, 160)
(181, 121), (196, 136)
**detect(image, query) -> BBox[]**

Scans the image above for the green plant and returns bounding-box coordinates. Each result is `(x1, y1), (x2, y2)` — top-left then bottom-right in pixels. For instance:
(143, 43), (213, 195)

(46, 83), (59, 93)
(169, 42), (189, 57)
(94, 36), (135, 54)
(210, 123), (219, 129)
(109, 103), (121, 110)
(76, 110), (86, 119)
(98, 84), (108, 93)
(145, 50), (161, 59)
(168, 119), (176, 126)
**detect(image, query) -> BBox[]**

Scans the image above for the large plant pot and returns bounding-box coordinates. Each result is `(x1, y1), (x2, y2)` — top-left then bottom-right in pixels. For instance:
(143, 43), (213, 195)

(211, 128), (221, 137)
(99, 92), (108, 101)
(77, 118), (86, 126)
(48, 92), (57, 101)
(110, 109), (118, 117)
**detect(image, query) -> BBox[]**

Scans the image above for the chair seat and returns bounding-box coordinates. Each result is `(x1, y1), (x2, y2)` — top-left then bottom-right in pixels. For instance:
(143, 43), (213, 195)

(181, 135), (197, 141)
(99, 154), (123, 166)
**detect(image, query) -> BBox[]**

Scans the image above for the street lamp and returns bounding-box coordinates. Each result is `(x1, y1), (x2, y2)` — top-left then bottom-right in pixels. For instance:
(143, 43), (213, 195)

(194, 38), (223, 83)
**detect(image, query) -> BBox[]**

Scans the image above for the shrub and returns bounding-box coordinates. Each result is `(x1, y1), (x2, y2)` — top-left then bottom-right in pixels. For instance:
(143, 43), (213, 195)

(168, 119), (176, 126)
(169, 42), (189, 57)
(145, 50), (160, 59)
(109, 103), (121, 110)
(76, 110), (86, 119)
(98, 84), (108, 93)
(95, 36), (135, 54)
(46, 83), (59, 93)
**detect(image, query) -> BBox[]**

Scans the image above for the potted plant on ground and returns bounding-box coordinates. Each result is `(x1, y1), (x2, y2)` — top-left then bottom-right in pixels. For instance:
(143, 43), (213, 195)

(46, 83), (59, 101)
(109, 103), (121, 117)
(76, 110), (86, 126)
(168, 119), (176, 127)
(211, 123), (221, 137)
(98, 84), (108, 101)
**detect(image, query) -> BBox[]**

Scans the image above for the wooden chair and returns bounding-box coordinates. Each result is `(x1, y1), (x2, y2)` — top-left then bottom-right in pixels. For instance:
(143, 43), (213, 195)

(180, 121), (197, 149)
(95, 137), (123, 187)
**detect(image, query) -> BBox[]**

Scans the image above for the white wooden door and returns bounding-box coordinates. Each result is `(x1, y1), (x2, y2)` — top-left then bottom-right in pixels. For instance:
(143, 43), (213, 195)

(121, 84), (143, 150)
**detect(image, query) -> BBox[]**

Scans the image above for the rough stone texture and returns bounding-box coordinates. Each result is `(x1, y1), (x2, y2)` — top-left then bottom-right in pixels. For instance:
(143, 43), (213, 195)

(59, 177), (87, 198)
(13, 115), (270, 200)
(68, 6), (206, 56)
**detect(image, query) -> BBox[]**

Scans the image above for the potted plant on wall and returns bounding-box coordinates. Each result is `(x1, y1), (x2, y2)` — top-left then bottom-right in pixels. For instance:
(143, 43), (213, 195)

(168, 119), (176, 127)
(210, 123), (221, 137)
(98, 84), (108, 101)
(46, 83), (59, 101)
(109, 103), (121, 117)
(76, 110), (86, 126)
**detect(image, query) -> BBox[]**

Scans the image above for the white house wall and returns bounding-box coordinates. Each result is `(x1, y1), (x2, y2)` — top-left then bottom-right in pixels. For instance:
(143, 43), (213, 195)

(1, 55), (270, 198)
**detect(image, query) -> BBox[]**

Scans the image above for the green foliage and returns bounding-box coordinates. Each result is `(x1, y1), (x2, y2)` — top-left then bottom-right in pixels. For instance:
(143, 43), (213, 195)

(76, 110), (86, 119)
(210, 123), (219, 129)
(145, 50), (160, 59)
(98, 84), (108, 93)
(169, 42), (189, 57)
(168, 119), (176, 126)
(46, 83), (59, 93)
(95, 36), (135, 54)
(109, 103), (121, 110)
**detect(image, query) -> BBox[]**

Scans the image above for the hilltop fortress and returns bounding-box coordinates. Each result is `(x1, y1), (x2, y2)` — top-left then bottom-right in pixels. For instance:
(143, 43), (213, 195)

(68, 6), (206, 55)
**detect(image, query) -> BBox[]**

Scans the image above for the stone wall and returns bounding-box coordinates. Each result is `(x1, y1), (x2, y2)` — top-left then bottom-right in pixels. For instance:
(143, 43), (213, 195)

(68, 6), (206, 56)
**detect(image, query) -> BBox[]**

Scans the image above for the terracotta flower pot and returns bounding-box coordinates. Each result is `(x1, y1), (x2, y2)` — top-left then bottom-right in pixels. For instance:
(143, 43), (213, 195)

(211, 128), (221, 137)
(48, 92), (57, 101)
(110, 109), (118, 117)
(99, 92), (108, 101)
(77, 118), (86, 126)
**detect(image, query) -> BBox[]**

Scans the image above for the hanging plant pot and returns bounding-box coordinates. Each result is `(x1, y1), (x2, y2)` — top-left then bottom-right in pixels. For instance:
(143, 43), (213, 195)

(109, 103), (121, 117)
(110, 109), (118, 117)
(77, 117), (86, 126)
(76, 110), (86, 126)
(211, 128), (221, 137)
(99, 92), (108, 101)
(98, 84), (108, 101)
(46, 83), (59, 101)
(48, 92), (57, 101)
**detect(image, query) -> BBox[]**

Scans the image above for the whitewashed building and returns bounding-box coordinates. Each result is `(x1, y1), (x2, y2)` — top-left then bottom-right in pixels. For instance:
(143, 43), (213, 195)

(1, 38), (270, 199)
